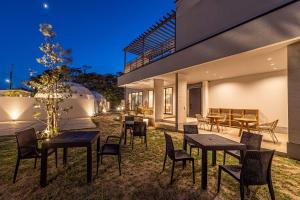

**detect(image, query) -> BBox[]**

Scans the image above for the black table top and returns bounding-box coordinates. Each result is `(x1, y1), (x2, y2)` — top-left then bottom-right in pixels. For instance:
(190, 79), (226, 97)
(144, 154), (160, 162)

(43, 131), (100, 148)
(185, 134), (246, 150)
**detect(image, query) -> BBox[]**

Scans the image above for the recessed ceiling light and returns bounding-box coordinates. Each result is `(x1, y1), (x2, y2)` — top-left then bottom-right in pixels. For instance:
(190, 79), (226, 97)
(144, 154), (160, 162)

(213, 73), (216, 76)
(273, 67), (278, 70)
(270, 63), (275, 66)
(267, 57), (272, 61)
(205, 71), (209, 74)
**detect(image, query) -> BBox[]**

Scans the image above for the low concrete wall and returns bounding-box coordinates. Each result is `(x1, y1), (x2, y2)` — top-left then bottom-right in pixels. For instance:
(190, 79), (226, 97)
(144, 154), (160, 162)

(0, 97), (96, 122)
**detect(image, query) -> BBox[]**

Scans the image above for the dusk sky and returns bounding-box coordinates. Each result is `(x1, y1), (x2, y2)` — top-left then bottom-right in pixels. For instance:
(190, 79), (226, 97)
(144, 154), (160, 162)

(0, 0), (174, 89)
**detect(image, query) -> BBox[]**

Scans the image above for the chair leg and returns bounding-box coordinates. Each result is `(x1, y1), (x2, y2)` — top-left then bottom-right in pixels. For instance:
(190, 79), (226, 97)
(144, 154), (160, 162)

(170, 160), (175, 185)
(100, 154), (103, 164)
(96, 153), (99, 175)
(271, 131), (279, 143)
(131, 136), (134, 150)
(34, 157), (37, 169)
(13, 157), (20, 183)
(145, 135), (147, 148)
(162, 152), (167, 172)
(189, 146), (192, 156)
(118, 153), (121, 176)
(217, 167), (222, 193)
(240, 184), (245, 200)
(192, 159), (195, 184)
(55, 149), (58, 168)
(197, 148), (199, 155)
(268, 179), (276, 200)
(223, 151), (226, 165)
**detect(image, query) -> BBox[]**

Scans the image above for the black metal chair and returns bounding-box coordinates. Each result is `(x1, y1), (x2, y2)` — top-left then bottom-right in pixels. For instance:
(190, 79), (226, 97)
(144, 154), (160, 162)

(218, 150), (275, 200)
(124, 115), (134, 121)
(97, 133), (122, 175)
(162, 132), (195, 184)
(130, 121), (147, 149)
(183, 124), (200, 156)
(13, 128), (57, 183)
(223, 131), (262, 164)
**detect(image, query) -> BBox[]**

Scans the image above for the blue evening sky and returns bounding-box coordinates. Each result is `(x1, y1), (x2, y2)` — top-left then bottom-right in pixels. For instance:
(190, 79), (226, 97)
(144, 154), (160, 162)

(0, 0), (174, 89)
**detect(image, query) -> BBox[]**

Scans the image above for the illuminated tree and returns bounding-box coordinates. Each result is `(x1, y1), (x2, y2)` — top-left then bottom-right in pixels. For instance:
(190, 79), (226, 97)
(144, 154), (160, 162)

(28, 24), (72, 138)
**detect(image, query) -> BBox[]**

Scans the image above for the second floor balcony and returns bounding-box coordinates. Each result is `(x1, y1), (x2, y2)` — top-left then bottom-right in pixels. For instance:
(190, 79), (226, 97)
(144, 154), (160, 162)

(124, 10), (176, 74)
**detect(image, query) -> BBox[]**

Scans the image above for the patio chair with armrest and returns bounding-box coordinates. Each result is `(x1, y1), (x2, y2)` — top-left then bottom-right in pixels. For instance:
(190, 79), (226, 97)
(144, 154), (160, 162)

(217, 114), (227, 132)
(223, 131), (262, 164)
(218, 150), (275, 200)
(162, 132), (195, 184)
(130, 121), (147, 149)
(13, 128), (58, 183)
(97, 133), (122, 175)
(195, 114), (209, 130)
(183, 125), (200, 156)
(257, 120), (279, 143)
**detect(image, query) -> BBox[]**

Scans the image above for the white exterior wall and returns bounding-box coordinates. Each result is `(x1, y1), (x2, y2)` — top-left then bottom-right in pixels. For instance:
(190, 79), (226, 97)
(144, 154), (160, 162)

(0, 97), (96, 122)
(208, 70), (288, 127)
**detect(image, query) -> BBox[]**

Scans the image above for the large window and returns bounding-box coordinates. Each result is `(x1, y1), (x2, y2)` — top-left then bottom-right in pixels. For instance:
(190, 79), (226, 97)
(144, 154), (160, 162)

(164, 87), (173, 114)
(148, 90), (154, 108)
(128, 91), (143, 110)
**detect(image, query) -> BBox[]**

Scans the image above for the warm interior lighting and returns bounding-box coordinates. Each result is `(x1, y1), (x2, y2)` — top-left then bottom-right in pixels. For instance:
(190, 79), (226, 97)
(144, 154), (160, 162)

(267, 57), (272, 61)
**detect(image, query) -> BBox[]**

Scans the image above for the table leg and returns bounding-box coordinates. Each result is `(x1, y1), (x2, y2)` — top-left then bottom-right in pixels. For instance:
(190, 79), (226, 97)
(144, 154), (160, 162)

(238, 122), (244, 137)
(212, 150), (217, 166)
(40, 147), (48, 187)
(240, 150), (245, 164)
(201, 149), (208, 190)
(63, 148), (68, 167)
(246, 122), (250, 132)
(124, 126), (127, 145)
(87, 145), (92, 183)
(210, 119), (213, 131)
(216, 120), (220, 133)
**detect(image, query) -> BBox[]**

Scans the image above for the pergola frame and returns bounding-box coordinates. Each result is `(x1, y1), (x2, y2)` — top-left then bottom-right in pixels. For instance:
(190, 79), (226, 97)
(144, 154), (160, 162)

(124, 10), (176, 73)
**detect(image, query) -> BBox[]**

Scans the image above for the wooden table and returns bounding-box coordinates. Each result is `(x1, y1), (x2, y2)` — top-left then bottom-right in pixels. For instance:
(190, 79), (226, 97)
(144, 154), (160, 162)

(183, 134), (246, 190)
(122, 120), (134, 144)
(234, 117), (257, 136)
(206, 115), (223, 132)
(40, 131), (100, 187)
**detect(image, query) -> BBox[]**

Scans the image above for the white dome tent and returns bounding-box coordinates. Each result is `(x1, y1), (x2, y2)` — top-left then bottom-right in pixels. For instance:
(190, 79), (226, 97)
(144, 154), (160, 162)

(91, 91), (110, 114)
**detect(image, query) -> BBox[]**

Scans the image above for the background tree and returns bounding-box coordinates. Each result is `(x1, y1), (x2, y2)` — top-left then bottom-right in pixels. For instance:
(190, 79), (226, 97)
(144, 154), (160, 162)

(28, 24), (72, 138)
(70, 68), (124, 108)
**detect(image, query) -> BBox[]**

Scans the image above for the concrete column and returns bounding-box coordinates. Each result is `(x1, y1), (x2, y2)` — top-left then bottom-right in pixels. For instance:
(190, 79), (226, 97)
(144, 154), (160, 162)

(202, 81), (209, 116)
(287, 42), (300, 160)
(154, 79), (164, 123)
(176, 73), (187, 131)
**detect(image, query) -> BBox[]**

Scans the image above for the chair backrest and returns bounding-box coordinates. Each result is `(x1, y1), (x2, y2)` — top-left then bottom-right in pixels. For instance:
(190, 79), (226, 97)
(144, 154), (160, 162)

(164, 132), (175, 160)
(240, 131), (263, 150)
(134, 116), (143, 122)
(132, 121), (146, 136)
(183, 124), (198, 135)
(271, 120), (279, 132)
(241, 150), (275, 185)
(195, 114), (203, 120)
(15, 128), (37, 157)
(125, 115), (134, 121)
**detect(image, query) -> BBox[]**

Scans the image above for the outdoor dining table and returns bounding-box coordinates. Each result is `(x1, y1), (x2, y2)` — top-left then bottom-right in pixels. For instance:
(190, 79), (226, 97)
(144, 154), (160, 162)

(235, 117), (257, 136)
(122, 120), (134, 144)
(40, 131), (100, 187)
(206, 115), (223, 132)
(183, 134), (246, 190)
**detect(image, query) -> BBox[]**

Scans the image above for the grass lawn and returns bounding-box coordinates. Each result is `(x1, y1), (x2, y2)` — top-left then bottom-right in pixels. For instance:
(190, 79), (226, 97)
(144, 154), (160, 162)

(0, 113), (300, 200)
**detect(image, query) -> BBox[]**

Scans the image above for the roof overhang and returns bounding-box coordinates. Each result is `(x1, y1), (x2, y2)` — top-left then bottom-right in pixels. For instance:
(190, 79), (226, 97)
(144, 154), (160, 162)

(118, 1), (300, 87)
